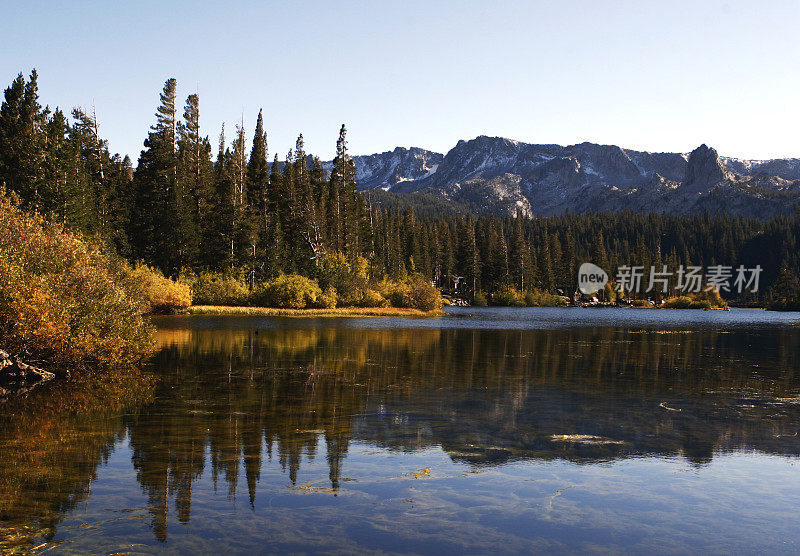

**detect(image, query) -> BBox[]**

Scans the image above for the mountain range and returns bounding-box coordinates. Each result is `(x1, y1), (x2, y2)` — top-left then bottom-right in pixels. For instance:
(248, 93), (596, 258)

(339, 137), (800, 218)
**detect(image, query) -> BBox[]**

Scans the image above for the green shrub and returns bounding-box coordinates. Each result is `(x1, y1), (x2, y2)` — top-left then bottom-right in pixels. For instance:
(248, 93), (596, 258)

(664, 289), (728, 310)
(524, 290), (568, 307)
(405, 275), (444, 311)
(318, 252), (372, 306)
(377, 278), (409, 308)
(125, 263), (192, 313)
(376, 275), (443, 311)
(697, 287), (728, 309)
(184, 271), (249, 306)
(314, 287), (338, 309)
(603, 282), (619, 303)
(0, 192), (155, 370)
(664, 296), (693, 309)
(473, 292), (488, 306)
(493, 287), (527, 307)
(490, 287), (565, 307)
(250, 274), (323, 309)
(354, 289), (388, 308)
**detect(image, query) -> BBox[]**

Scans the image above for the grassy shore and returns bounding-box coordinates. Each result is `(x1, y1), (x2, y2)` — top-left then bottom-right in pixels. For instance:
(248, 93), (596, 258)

(186, 305), (445, 317)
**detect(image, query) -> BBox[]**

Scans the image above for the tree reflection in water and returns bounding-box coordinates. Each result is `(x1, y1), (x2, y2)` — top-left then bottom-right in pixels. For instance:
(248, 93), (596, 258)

(2, 316), (800, 548)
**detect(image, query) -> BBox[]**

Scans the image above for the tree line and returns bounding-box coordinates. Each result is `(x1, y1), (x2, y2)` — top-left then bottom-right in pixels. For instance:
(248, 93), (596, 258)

(2, 70), (799, 304)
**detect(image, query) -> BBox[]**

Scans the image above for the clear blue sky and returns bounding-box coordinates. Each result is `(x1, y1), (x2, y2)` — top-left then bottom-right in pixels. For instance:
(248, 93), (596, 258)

(2, 0), (798, 161)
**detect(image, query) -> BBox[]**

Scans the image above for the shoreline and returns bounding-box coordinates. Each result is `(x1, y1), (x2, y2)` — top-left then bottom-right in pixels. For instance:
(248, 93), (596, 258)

(184, 305), (445, 317)
(182, 305), (772, 316)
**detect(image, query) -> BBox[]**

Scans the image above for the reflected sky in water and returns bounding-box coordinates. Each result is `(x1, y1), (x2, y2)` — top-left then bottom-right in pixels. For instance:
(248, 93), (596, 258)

(2, 308), (800, 553)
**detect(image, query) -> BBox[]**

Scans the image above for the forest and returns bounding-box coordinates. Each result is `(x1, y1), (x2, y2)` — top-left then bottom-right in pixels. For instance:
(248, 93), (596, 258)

(2, 70), (800, 308)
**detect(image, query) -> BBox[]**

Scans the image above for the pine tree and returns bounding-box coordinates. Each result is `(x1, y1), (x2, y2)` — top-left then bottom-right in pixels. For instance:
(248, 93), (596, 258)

(483, 219), (509, 292)
(539, 231), (554, 292)
(0, 70), (46, 210)
(773, 263), (800, 302)
(205, 125), (236, 269)
(70, 107), (109, 232)
(132, 78), (181, 273)
(591, 230), (609, 271)
(294, 134), (323, 269)
(105, 153), (135, 257)
(548, 233), (563, 292)
(440, 221), (456, 289)
(402, 208), (421, 273)
(509, 211), (532, 291)
(247, 110), (269, 281)
(457, 217), (480, 299)
(41, 108), (80, 226)
(230, 119), (255, 270)
(265, 153), (284, 275)
(561, 226), (577, 292)
(281, 148), (299, 272)
(247, 110), (268, 208)
(329, 125), (360, 257)
(309, 156), (328, 245)
(177, 93), (214, 255)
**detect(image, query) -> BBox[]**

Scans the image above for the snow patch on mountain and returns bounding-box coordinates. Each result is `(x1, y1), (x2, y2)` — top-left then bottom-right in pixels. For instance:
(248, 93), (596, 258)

(346, 136), (800, 218)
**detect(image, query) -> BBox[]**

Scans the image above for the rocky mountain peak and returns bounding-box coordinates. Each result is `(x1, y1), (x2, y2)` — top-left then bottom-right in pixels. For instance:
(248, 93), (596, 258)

(351, 137), (800, 218)
(344, 146), (443, 190)
(683, 144), (733, 190)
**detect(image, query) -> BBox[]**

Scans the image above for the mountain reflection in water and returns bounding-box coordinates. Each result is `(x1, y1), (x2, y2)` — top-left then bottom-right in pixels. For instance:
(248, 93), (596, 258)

(2, 309), (800, 553)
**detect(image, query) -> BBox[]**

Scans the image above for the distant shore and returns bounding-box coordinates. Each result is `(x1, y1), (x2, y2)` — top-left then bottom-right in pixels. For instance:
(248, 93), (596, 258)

(185, 305), (445, 317)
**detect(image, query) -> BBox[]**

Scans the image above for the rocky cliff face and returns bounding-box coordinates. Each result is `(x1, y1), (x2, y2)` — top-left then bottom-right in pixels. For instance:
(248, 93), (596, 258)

(682, 144), (733, 191)
(325, 147), (443, 191)
(348, 136), (800, 218)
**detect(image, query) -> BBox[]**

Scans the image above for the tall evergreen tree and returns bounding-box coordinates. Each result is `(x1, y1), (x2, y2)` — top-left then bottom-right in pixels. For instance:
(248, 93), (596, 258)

(204, 125), (236, 269)
(456, 217), (480, 299)
(132, 78), (181, 273)
(293, 135), (324, 271)
(70, 107), (108, 231)
(41, 108), (82, 227)
(0, 70), (45, 210)
(265, 153), (284, 276)
(509, 211), (532, 291)
(247, 110), (270, 281)
(177, 93), (214, 257)
(329, 125), (360, 257)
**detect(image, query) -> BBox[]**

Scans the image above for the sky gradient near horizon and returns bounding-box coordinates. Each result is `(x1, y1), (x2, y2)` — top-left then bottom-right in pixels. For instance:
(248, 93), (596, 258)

(2, 0), (799, 161)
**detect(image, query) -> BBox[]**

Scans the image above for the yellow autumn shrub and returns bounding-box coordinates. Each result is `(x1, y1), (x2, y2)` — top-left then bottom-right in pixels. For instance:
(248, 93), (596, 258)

(182, 270), (249, 306)
(0, 191), (155, 370)
(250, 274), (324, 309)
(317, 252), (372, 306)
(125, 263), (192, 313)
(377, 275), (443, 311)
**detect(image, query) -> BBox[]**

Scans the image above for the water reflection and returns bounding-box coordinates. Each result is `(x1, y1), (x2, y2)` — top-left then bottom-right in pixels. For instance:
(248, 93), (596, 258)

(0, 370), (155, 550)
(2, 314), (800, 551)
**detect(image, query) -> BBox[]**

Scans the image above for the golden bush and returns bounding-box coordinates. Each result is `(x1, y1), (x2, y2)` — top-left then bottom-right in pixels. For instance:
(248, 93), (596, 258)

(250, 274), (323, 309)
(378, 275), (443, 311)
(0, 192), (155, 370)
(125, 263), (192, 313)
(318, 252), (371, 306)
(182, 270), (248, 306)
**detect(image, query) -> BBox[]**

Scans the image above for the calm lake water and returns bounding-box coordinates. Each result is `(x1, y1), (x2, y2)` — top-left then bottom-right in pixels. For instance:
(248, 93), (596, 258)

(3, 307), (800, 554)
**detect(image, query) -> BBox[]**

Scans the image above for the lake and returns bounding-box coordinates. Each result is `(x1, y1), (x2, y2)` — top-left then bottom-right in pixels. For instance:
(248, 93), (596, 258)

(2, 307), (800, 554)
